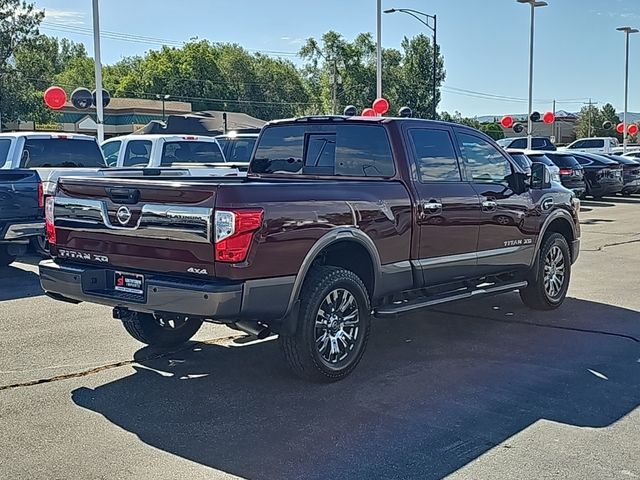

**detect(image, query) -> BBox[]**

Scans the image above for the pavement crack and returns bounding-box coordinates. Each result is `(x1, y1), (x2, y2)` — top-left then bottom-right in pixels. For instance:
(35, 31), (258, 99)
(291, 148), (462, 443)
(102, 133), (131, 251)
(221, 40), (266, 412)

(583, 237), (640, 252)
(0, 335), (241, 392)
(431, 309), (640, 343)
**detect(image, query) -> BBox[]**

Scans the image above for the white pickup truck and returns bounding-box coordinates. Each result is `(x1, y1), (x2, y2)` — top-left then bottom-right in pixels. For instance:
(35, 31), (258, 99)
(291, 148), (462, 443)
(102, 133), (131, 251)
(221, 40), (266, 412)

(0, 132), (107, 196)
(101, 134), (248, 176)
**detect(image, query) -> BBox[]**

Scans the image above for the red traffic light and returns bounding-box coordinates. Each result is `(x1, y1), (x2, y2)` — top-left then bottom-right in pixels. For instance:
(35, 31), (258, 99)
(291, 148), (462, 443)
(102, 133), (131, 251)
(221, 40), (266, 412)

(500, 115), (514, 129)
(362, 108), (376, 117)
(617, 123), (625, 134)
(44, 86), (67, 110)
(372, 97), (390, 115)
(543, 111), (555, 124)
(629, 124), (639, 136)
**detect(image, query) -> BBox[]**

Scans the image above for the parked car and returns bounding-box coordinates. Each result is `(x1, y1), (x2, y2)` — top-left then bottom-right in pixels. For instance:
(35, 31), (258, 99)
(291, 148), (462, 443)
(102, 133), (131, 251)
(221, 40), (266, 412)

(622, 150), (640, 159)
(603, 154), (640, 195)
(215, 133), (259, 162)
(507, 149), (561, 182)
(561, 137), (619, 154)
(570, 152), (624, 198)
(497, 136), (556, 151)
(0, 169), (43, 266)
(611, 146), (640, 155)
(529, 152), (586, 198)
(40, 116), (581, 381)
(0, 132), (107, 195)
(101, 134), (248, 176)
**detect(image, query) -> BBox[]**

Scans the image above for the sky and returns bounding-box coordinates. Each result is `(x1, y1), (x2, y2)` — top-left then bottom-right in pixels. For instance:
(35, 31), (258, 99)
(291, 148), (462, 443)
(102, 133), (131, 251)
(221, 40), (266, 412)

(34, 0), (640, 117)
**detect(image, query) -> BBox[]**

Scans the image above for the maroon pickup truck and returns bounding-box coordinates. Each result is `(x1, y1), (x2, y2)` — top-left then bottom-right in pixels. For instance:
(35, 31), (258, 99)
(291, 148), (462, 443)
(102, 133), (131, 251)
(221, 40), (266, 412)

(40, 116), (581, 381)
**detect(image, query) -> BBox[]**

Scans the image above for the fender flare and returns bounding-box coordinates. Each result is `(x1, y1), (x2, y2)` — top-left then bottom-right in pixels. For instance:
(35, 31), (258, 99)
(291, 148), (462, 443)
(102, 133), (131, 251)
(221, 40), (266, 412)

(279, 228), (382, 333)
(530, 209), (577, 276)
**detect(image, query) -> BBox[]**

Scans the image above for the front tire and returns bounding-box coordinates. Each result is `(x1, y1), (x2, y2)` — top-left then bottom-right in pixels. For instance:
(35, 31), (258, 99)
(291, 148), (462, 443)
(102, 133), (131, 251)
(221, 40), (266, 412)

(0, 245), (16, 268)
(520, 233), (571, 310)
(121, 311), (203, 347)
(279, 266), (371, 382)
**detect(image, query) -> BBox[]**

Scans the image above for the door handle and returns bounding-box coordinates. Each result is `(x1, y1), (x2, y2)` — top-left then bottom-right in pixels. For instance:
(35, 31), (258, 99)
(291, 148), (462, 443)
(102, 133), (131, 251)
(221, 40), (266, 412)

(482, 200), (498, 211)
(422, 201), (443, 212)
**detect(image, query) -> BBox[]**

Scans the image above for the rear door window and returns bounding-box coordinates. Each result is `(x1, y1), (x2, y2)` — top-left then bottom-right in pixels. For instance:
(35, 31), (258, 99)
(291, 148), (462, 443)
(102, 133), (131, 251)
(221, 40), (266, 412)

(123, 140), (152, 167)
(21, 138), (105, 168)
(252, 124), (395, 177)
(408, 128), (462, 182)
(0, 139), (11, 166)
(161, 141), (225, 166)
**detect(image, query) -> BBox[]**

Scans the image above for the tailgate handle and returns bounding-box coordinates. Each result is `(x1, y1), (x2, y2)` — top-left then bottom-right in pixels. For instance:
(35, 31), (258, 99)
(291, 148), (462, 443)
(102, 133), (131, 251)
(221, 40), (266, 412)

(107, 188), (140, 204)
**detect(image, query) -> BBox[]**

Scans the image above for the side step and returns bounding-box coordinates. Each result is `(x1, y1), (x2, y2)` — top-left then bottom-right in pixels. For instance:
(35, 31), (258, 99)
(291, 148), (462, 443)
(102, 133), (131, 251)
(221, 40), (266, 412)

(374, 281), (527, 317)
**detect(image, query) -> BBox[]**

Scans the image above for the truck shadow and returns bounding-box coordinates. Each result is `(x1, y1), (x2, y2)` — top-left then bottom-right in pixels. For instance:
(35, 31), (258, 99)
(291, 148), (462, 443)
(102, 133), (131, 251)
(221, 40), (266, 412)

(0, 263), (43, 301)
(71, 295), (639, 480)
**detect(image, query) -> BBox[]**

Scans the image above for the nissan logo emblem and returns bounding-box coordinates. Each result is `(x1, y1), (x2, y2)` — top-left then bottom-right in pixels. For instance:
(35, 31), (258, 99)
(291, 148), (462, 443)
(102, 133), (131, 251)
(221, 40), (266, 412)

(116, 206), (132, 225)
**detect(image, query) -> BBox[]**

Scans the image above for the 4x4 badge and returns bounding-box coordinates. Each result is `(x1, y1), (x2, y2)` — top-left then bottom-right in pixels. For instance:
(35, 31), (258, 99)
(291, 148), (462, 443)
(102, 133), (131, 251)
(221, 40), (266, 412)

(116, 206), (132, 225)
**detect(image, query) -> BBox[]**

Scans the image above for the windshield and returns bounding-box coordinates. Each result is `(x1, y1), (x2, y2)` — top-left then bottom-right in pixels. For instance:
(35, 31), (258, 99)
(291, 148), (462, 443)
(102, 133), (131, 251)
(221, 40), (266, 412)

(544, 153), (581, 168)
(21, 138), (106, 168)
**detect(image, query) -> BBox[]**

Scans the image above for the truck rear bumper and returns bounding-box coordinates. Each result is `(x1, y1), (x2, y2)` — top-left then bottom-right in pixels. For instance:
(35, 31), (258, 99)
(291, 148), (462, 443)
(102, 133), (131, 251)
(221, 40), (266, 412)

(39, 260), (294, 321)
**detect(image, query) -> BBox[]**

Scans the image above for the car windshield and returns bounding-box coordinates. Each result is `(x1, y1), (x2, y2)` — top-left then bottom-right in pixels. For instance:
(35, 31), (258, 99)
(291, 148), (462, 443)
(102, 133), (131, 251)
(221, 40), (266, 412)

(20, 138), (106, 168)
(526, 153), (555, 167)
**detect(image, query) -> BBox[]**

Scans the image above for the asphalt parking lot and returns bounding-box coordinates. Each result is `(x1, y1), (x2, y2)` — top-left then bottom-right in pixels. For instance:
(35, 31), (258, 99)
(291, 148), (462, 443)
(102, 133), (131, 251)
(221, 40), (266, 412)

(1, 197), (638, 480)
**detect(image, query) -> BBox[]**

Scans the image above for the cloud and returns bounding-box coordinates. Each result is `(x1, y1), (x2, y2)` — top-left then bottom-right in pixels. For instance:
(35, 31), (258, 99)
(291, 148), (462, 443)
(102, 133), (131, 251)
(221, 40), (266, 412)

(281, 36), (304, 46)
(42, 8), (86, 25)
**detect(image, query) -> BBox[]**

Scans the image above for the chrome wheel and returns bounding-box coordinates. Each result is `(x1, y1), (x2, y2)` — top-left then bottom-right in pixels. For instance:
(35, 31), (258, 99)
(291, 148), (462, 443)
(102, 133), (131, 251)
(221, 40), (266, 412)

(544, 245), (566, 298)
(314, 288), (360, 366)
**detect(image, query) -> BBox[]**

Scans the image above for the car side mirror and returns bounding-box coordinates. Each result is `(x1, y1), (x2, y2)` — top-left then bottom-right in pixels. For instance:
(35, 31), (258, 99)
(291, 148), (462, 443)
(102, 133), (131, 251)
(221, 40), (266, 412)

(530, 162), (551, 189)
(506, 171), (529, 195)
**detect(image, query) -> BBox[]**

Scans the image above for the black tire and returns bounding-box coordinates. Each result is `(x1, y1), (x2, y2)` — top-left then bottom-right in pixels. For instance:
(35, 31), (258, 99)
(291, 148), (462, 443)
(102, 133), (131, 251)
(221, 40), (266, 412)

(520, 233), (571, 310)
(121, 311), (203, 347)
(30, 236), (50, 257)
(279, 265), (371, 382)
(0, 245), (16, 268)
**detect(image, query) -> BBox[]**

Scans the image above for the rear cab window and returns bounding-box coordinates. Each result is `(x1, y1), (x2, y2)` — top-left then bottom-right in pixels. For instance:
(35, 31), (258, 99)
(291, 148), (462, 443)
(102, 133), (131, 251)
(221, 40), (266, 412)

(161, 141), (225, 166)
(20, 138), (106, 168)
(0, 139), (11, 167)
(251, 123), (395, 177)
(123, 140), (152, 167)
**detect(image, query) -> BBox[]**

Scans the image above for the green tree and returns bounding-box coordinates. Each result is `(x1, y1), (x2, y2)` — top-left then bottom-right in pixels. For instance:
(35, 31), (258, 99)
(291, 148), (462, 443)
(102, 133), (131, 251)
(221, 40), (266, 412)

(575, 104), (622, 139)
(481, 122), (505, 140)
(440, 111), (481, 129)
(0, 0), (44, 126)
(396, 34), (445, 119)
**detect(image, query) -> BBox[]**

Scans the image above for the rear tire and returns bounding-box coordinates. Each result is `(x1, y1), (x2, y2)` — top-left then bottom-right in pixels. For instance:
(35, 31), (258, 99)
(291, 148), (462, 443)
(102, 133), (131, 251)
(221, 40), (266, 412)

(279, 266), (371, 382)
(121, 311), (203, 347)
(520, 233), (571, 310)
(0, 245), (17, 267)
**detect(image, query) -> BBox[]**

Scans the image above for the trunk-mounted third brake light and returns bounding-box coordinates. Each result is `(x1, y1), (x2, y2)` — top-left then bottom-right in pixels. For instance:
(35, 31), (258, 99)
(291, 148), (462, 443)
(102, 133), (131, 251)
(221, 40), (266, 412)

(37, 182), (44, 208)
(45, 197), (56, 245)
(214, 209), (263, 263)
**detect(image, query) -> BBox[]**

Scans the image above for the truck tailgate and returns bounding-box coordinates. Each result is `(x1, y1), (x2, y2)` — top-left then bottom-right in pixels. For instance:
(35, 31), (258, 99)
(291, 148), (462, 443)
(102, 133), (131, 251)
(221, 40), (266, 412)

(52, 176), (225, 277)
(0, 169), (41, 223)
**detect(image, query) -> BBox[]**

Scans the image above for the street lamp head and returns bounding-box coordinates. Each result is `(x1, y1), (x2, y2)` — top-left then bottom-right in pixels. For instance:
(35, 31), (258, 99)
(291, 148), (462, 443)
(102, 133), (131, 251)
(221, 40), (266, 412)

(517, 0), (548, 6)
(383, 8), (396, 14)
(617, 27), (640, 34)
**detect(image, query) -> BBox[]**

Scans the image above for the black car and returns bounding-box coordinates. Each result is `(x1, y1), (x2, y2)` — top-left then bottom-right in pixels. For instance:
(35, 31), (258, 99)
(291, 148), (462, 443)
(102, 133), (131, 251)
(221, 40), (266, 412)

(603, 154), (640, 195)
(570, 152), (624, 199)
(536, 152), (586, 198)
(497, 136), (557, 151)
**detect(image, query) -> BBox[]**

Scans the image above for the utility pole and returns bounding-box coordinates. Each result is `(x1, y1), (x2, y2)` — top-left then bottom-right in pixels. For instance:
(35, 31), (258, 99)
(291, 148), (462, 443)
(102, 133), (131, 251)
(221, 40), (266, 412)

(583, 98), (598, 137)
(331, 60), (341, 115)
(617, 27), (638, 154)
(552, 99), (556, 143)
(92, 0), (105, 143)
(376, 0), (382, 98)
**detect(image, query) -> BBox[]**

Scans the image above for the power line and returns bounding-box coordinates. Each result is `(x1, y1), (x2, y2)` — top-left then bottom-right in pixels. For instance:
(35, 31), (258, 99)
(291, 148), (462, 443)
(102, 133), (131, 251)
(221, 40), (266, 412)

(40, 21), (299, 57)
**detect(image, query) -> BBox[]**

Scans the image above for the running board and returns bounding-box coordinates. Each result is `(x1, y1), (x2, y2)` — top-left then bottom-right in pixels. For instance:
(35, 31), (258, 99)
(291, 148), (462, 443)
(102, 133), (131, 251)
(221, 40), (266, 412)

(374, 281), (527, 317)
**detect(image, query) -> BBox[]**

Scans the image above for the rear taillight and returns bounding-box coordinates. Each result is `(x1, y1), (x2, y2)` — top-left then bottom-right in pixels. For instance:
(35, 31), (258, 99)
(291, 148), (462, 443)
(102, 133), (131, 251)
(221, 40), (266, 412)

(37, 182), (44, 208)
(45, 196), (56, 245)
(214, 209), (263, 263)
(559, 168), (573, 176)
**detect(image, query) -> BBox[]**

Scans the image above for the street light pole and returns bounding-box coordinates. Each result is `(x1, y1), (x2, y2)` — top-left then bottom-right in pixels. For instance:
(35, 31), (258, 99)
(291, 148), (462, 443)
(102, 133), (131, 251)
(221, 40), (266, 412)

(376, 0), (382, 98)
(617, 27), (638, 154)
(384, 8), (438, 119)
(517, 0), (547, 151)
(156, 94), (170, 121)
(92, 0), (105, 143)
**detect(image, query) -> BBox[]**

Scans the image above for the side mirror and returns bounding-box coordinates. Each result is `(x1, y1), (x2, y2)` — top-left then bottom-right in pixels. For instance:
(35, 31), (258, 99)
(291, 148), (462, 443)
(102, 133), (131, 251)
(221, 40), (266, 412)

(506, 171), (529, 195)
(530, 162), (551, 189)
